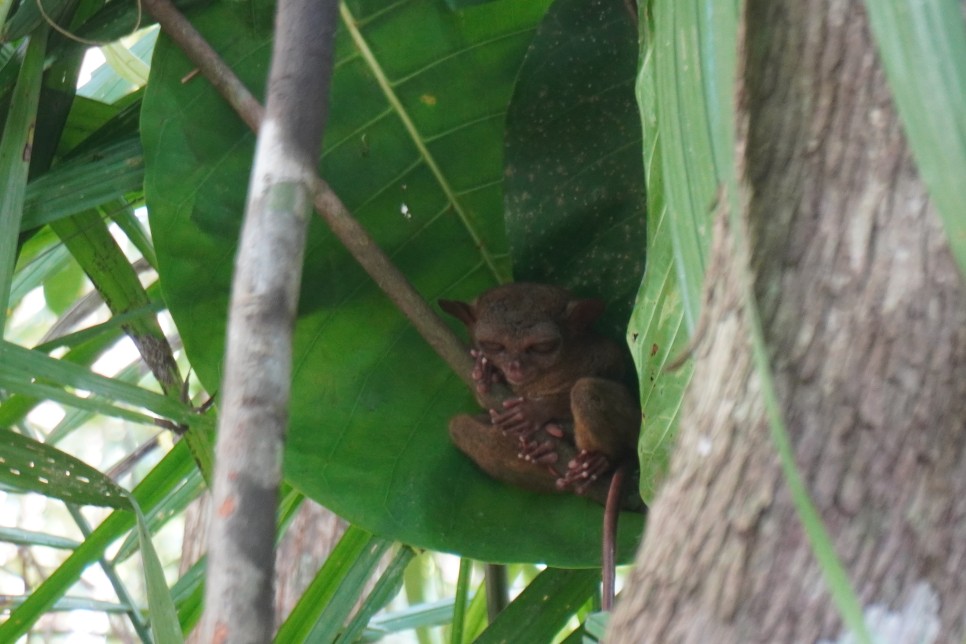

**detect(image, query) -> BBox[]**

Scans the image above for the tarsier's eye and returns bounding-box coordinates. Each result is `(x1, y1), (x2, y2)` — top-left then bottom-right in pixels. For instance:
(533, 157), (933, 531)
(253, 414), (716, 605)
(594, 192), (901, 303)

(479, 341), (504, 353)
(528, 340), (560, 355)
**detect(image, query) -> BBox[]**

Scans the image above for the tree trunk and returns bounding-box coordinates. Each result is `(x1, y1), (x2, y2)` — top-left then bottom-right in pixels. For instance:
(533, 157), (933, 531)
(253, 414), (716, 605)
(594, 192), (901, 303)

(609, 1), (966, 641)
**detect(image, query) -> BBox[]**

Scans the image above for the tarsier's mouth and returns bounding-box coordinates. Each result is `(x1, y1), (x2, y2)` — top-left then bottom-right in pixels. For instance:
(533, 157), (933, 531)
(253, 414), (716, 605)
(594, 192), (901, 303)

(504, 370), (530, 386)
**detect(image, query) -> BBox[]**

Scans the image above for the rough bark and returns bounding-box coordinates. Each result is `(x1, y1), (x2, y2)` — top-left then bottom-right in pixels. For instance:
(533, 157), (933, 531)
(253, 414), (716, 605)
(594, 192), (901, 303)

(609, 1), (966, 641)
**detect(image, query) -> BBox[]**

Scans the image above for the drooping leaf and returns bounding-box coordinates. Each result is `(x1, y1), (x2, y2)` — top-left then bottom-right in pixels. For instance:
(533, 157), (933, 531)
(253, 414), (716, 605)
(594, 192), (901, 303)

(142, 0), (642, 565)
(133, 500), (186, 644)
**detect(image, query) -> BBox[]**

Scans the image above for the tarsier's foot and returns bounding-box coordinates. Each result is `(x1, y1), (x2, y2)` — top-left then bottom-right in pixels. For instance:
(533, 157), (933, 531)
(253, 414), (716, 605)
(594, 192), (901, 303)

(488, 397), (538, 437)
(470, 349), (503, 395)
(557, 450), (612, 495)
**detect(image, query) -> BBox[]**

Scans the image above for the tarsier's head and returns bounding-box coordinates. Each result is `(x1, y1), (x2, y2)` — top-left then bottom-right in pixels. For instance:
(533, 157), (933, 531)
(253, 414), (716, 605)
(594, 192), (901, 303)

(440, 283), (605, 387)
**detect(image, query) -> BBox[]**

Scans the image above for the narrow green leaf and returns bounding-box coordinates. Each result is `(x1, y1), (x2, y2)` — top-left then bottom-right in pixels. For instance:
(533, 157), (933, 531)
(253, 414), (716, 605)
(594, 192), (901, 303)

(10, 241), (74, 307)
(54, 95), (121, 154)
(21, 138), (145, 230)
(0, 525), (80, 549)
(114, 465), (204, 562)
(0, 429), (129, 508)
(863, 0), (966, 275)
(0, 440), (196, 640)
(80, 28), (158, 103)
(583, 611), (608, 639)
(449, 558), (472, 644)
(33, 302), (163, 355)
(132, 498), (186, 644)
(337, 545), (417, 644)
(108, 202), (158, 269)
(364, 598), (456, 640)
(0, 340), (192, 423)
(0, 0), (69, 41)
(461, 576), (490, 643)
(171, 557), (205, 632)
(275, 525), (380, 642)
(475, 567), (598, 644)
(1, 595), (135, 614)
(0, 26), (47, 333)
(653, 1), (719, 332)
(45, 355), (156, 445)
(629, 5), (694, 501)
(52, 209), (181, 393)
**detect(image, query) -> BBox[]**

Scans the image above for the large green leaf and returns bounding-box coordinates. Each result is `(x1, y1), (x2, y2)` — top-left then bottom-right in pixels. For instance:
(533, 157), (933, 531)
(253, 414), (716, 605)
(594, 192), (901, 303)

(504, 0), (645, 340)
(143, 0), (646, 564)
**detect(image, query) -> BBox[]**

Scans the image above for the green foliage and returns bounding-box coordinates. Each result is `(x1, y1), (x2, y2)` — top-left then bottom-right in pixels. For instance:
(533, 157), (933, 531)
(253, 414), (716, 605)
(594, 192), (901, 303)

(142, 0), (642, 565)
(4, 0), (958, 638)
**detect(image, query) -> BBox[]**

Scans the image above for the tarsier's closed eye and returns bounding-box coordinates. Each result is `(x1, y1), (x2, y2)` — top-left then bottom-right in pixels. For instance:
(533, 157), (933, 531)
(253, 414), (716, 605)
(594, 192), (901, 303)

(527, 339), (560, 355)
(478, 341), (504, 353)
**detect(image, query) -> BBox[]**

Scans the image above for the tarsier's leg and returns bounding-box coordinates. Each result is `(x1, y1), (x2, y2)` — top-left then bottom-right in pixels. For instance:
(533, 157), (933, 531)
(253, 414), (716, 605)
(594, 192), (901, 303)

(559, 377), (640, 494)
(449, 413), (616, 505)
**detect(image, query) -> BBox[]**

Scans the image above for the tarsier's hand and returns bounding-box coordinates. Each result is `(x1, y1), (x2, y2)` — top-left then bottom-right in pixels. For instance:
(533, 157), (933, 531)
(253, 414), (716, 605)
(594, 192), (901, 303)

(488, 397), (547, 438)
(470, 349), (503, 395)
(557, 450), (612, 495)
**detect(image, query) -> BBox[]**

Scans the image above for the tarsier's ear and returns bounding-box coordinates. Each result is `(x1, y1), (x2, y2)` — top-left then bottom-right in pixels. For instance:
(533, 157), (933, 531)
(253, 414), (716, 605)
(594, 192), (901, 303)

(565, 298), (605, 333)
(438, 299), (477, 327)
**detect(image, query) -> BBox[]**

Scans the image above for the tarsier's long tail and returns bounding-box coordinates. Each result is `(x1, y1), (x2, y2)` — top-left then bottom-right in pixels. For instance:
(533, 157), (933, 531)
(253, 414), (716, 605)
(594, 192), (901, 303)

(602, 464), (628, 612)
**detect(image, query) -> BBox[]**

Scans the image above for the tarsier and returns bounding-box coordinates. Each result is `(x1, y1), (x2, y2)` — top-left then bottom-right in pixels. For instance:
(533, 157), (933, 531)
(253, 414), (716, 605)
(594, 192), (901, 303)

(439, 283), (642, 510)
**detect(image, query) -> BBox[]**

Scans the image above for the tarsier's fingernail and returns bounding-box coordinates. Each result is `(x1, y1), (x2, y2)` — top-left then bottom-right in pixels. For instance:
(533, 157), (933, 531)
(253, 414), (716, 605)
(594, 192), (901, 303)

(546, 426), (564, 438)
